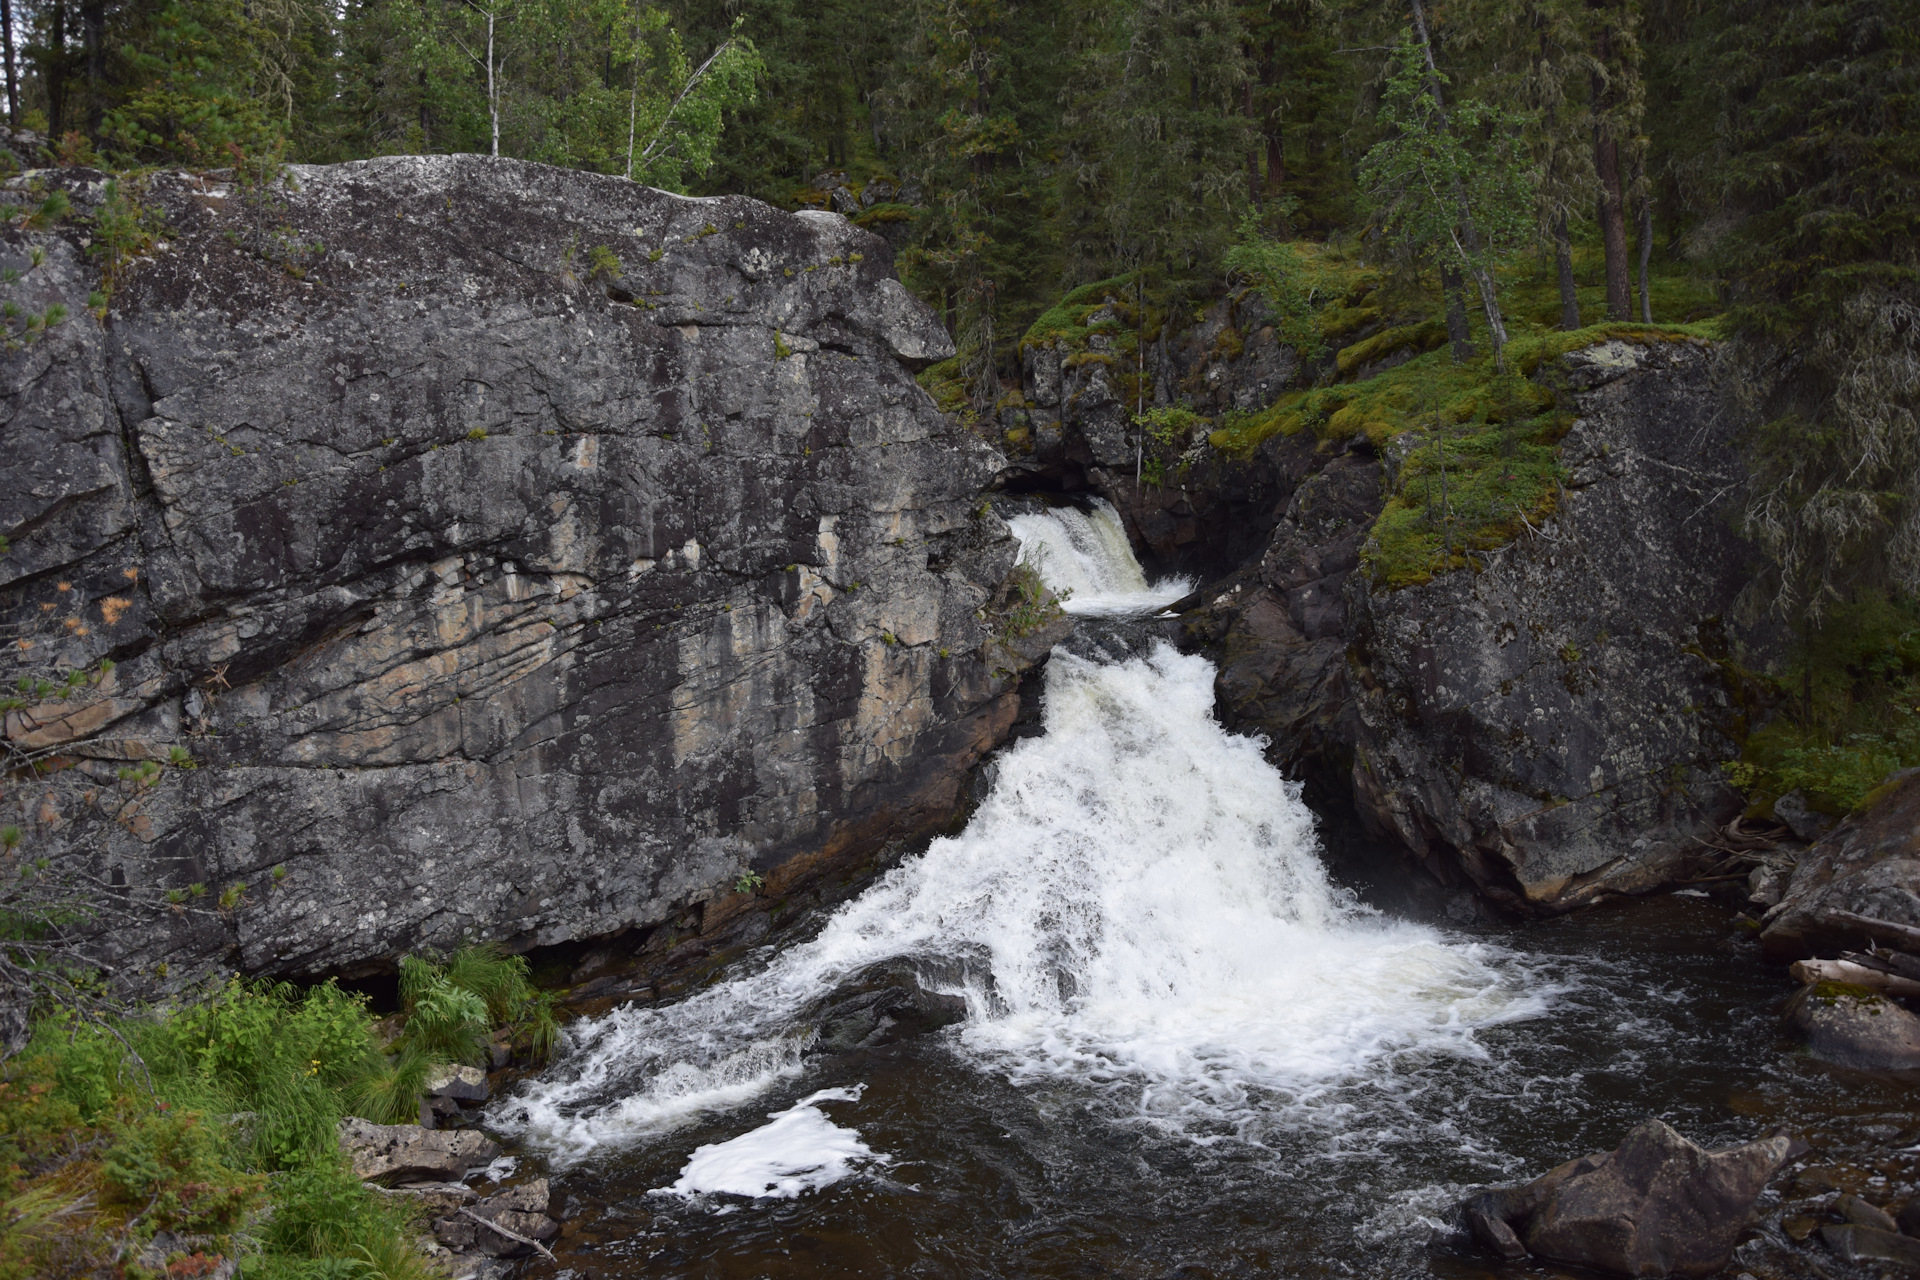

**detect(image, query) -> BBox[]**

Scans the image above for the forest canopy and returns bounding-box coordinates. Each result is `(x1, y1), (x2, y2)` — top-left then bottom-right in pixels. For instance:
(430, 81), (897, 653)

(0, 0), (1914, 622)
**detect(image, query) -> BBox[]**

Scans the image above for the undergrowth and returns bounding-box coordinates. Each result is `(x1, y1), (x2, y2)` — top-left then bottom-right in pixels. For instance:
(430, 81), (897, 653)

(1726, 593), (1920, 816)
(0, 945), (558, 1279)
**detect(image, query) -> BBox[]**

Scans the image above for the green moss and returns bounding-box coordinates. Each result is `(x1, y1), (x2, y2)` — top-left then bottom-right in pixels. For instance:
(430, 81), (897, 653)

(852, 202), (917, 227)
(1020, 273), (1139, 350)
(1335, 320), (1447, 375)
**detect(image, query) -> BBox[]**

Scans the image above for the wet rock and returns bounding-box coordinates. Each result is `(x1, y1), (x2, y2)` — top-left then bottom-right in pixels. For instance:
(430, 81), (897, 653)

(1463, 1118), (1793, 1277)
(1748, 864), (1788, 909)
(1837, 1192), (1899, 1232)
(805, 961), (968, 1054)
(1782, 983), (1920, 1070)
(1762, 770), (1920, 959)
(425, 1064), (489, 1104)
(434, 1178), (558, 1258)
(1820, 1223), (1920, 1270)
(1773, 791), (1835, 844)
(1898, 1199), (1920, 1237)
(0, 155), (1042, 993)
(338, 1117), (499, 1183)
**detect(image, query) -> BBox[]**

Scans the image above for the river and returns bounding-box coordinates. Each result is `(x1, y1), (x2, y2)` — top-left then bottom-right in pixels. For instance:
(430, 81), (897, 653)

(485, 500), (1913, 1279)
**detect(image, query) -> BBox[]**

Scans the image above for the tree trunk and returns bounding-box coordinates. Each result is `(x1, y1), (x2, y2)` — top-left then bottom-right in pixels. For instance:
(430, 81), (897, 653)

(1633, 153), (1653, 322)
(1261, 37), (1283, 200)
(1590, 35), (1631, 321)
(46, 1), (65, 140)
(1441, 263), (1474, 363)
(1, 0), (17, 128)
(81, 0), (103, 136)
(486, 9), (499, 158)
(1244, 80), (1259, 206)
(1554, 211), (1580, 330)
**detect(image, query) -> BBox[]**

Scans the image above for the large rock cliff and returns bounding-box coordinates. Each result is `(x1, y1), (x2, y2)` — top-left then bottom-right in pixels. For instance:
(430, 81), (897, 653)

(1028, 309), (1768, 911)
(0, 155), (1039, 986)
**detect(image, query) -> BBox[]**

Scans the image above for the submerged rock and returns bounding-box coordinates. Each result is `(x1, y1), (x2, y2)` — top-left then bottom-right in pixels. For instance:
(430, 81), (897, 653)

(1820, 1223), (1920, 1270)
(804, 960), (968, 1054)
(1463, 1118), (1792, 1277)
(1782, 982), (1920, 1070)
(433, 1177), (558, 1258)
(338, 1116), (499, 1183)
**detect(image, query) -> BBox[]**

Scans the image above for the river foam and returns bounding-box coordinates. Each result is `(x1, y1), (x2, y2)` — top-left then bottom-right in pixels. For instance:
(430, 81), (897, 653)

(494, 644), (1553, 1162)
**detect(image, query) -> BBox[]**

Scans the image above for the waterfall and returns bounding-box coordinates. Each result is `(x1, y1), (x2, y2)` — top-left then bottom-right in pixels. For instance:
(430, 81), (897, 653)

(1005, 500), (1193, 616)
(493, 645), (1548, 1165)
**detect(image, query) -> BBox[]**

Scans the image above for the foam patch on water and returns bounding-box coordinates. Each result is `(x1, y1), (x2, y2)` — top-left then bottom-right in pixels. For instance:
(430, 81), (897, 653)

(1007, 499), (1192, 616)
(653, 1087), (886, 1200)
(494, 645), (1557, 1159)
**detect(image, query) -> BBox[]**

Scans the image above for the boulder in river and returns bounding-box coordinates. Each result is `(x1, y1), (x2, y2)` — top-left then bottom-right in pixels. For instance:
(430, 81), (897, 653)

(433, 1178), (559, 1258)
(1782, 982), (1920, 1070)
(1762, 768), (1920, 959)
(1463, 1118), (1793, 1277)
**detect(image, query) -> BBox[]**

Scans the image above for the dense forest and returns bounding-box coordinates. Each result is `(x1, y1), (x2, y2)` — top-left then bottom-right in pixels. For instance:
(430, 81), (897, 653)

(0, 0), (1916, 791)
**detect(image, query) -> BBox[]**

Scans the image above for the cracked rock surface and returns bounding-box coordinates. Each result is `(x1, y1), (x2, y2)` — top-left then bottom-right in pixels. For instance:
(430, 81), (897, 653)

(1, 155), (1034, 987)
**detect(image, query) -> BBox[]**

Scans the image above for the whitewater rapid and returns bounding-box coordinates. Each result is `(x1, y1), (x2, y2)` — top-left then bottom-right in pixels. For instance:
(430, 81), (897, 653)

(491, 504), (1556, 1185)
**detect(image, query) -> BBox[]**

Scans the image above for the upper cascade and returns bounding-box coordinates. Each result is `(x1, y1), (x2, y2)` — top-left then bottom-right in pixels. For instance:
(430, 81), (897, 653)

(1007, 499), (1192, 617)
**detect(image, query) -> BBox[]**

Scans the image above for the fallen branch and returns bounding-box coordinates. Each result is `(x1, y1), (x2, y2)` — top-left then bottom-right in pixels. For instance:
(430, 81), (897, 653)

(456, 1207), (557, 1263)
(1814, 909), (1920, 951)
(1790, 958), (1920, 998)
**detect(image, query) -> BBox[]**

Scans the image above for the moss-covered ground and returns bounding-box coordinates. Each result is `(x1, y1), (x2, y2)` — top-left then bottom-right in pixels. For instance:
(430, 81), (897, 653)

(1205, 243), (1723, 588)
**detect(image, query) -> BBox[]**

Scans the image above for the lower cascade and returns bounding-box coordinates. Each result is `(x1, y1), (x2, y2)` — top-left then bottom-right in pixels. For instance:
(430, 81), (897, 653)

(494, 511), (1546, 1190)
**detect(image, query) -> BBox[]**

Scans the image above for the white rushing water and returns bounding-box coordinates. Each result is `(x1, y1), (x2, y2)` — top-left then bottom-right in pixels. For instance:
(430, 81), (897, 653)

(495, 643), (1552, 1165)
(1006, 499), (1194, 616)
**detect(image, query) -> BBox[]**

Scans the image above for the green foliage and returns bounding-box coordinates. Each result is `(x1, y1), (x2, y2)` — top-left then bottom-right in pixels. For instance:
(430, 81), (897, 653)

(992, 562), (1068, 643)
(1678, 0), (1920, 621)
(1358, 29), (1533, 368)
(734, 869), (765, 894)
(1223, 217), (1329, 360)
(1728, 594), (1920, 814)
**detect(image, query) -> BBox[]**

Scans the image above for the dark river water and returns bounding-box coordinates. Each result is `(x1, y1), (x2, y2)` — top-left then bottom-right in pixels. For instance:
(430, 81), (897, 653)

(477, 507), (1917, 1280)
(487, 888), (1916, 1280)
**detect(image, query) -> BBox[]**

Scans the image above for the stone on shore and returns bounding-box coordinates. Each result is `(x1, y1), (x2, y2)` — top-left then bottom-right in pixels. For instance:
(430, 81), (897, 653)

(433, 1178), (559, 1258)
(1463, 1118), (1792, 1277)
(1762, 769), (1920, 959)
(338, 1116), (499, 1183)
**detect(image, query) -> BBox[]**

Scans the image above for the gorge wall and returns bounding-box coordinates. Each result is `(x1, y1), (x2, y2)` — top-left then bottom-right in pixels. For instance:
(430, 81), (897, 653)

(0, 156), (1050, 990)
(1022, 288), (1771, 912)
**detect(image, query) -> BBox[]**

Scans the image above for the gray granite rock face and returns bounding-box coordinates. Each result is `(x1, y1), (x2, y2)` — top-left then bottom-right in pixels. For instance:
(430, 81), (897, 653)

(1, 155), (1038, 986)
(1345, 341), (1762, 909)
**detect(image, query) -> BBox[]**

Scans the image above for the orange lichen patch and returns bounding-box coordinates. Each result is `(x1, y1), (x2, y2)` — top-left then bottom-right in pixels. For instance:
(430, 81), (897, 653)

(15, 638), (31, 650)
(40, 601), (54, 611)
(100, 597), (131, 625)
(123, 566), (139, 580)
(63, 617), (80, 631)
(56, 581), (71, 592)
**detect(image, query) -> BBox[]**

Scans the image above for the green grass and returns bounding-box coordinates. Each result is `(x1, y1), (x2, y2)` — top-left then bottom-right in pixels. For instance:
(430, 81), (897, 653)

(0, 944), (561, 1279)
